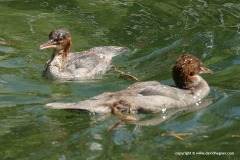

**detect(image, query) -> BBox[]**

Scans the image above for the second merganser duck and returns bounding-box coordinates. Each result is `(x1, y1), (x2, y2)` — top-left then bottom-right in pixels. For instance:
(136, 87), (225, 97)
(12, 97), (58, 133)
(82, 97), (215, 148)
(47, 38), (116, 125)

(45, 54), (213, 114)
(40, 29), (127, 81)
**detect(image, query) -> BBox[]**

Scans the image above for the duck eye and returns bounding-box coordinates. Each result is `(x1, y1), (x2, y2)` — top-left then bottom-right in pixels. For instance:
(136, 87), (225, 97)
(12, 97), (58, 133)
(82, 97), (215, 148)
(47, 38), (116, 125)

(58, 38), (63, 43)
(190, 72), (194, 76)
(52, 40), (58, 44)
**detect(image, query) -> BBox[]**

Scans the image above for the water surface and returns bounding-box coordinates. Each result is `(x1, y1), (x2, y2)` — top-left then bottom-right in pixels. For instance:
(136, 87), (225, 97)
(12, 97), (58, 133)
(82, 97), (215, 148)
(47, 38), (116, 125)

(0, 0), (240, 159)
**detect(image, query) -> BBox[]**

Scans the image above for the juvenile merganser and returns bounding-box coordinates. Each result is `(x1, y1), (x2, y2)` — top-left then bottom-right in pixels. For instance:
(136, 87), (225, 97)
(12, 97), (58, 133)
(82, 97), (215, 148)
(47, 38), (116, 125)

(45, 54), (213, 115)
(40, 29), (127, 80)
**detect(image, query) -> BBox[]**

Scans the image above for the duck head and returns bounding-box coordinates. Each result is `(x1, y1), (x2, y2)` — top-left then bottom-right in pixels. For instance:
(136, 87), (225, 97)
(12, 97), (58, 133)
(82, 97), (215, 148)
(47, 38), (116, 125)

(40, 29), (72, 71)
(172, 54), (213, 89)
(40, 29), (72, 58)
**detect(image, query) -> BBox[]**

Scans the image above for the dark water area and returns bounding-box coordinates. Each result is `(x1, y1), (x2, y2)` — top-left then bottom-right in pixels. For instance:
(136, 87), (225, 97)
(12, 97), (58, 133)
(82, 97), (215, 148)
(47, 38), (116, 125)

(0, 0), (240, 159)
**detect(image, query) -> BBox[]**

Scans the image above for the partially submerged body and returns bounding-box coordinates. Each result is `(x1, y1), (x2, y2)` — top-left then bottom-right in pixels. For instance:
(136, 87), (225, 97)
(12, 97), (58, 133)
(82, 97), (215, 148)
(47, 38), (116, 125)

(40, 29), (127, 81)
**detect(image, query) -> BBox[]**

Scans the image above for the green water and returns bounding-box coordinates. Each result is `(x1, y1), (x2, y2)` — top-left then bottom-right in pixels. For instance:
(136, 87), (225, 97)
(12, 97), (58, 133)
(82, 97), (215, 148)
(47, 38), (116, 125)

(0, 0), (240, 159)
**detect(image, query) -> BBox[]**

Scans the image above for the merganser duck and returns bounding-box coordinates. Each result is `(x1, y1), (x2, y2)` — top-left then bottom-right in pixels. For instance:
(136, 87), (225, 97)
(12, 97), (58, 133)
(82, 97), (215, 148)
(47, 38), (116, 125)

(45, 54), (213, 115)
(40, 29), (127, 80)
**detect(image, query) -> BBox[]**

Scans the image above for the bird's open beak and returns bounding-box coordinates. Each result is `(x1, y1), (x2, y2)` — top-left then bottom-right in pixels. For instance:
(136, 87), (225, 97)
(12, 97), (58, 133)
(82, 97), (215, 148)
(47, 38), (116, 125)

(199, 66), (213, 74)
(40, 39), (57, 50)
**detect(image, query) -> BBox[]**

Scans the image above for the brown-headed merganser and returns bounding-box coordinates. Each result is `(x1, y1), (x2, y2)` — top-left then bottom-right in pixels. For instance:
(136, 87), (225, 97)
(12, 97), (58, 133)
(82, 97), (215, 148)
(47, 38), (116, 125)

(45, 54), (213, 115)
(40, 29), (127, 80)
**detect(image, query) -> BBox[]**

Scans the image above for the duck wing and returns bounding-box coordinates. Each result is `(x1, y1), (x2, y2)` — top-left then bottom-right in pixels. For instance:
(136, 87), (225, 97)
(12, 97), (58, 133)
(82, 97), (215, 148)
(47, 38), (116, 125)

(128, 81), (184, 100)
(67, 46), (127, 68)
(139, 85), (184, 100)
(66, 46), (127, 79)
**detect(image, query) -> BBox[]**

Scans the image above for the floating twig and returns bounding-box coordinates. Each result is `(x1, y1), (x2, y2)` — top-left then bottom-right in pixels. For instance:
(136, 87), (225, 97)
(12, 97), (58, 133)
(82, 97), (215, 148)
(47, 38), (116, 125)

(161, 131), (193, 141)
(232, 135), (240, 138)
(112, 65), (139, 81)
(0, 41), (21, 45)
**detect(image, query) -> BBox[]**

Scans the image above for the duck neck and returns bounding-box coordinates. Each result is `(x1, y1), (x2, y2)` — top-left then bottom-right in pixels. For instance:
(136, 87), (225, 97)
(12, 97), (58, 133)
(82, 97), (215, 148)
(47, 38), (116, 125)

(173, 72), (205, 90)
(183, 75), (203, 90)
(51, 41), (72, 71)
(181, 76), (209, 96)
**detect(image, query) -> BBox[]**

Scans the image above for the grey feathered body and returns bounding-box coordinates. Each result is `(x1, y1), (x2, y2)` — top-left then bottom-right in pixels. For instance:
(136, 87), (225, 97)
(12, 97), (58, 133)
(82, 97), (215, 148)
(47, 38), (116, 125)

(46, 76), (210, 114)
(42, 46), (127, 81)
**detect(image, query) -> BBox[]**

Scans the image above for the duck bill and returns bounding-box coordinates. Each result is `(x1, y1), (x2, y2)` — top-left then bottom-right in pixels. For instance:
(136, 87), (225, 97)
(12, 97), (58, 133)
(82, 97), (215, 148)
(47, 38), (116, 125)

(39, 40), (57, 50)
(199, 66), (213, 74)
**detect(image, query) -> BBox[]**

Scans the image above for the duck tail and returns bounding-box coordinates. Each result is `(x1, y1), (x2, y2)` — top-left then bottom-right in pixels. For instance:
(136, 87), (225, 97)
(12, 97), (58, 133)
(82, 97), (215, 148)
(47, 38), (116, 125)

(91, 46), (128, 58)
(45, 99), (112, 114)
